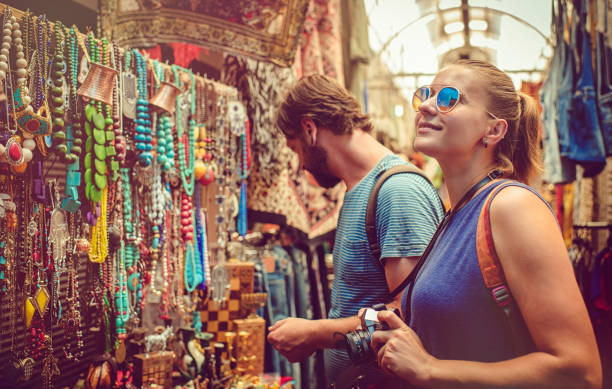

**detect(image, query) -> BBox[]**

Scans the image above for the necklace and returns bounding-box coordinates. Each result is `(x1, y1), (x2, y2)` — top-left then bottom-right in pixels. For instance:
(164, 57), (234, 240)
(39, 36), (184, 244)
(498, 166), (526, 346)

(50, 22), (72, 164)
(61, 213), (84, 362)
(150, 161), (166, 225)
(134, 49), (152, 166)
(88, 186), (108, 263)
(121, 49), (137, 120)
(111, 42), (125, 163)
(61, 25), (83, 212)
(172, 65), (195, 196)
(103, 38), (119, 182)
(115, 240), (129, 334)
(194, 184), (208, 290)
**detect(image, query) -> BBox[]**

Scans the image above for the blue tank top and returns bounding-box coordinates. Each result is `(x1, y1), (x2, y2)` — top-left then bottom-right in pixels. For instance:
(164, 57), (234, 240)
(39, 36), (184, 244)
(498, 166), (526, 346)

(402, 180), (550, 362)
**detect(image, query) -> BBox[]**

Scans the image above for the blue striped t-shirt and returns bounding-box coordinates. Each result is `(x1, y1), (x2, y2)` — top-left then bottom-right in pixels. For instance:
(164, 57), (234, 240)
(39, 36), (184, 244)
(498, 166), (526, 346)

(325, 154), (444, 383)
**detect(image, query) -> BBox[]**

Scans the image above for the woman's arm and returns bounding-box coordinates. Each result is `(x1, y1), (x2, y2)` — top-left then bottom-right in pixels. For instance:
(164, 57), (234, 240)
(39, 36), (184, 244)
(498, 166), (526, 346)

(372, 186), (602, 389)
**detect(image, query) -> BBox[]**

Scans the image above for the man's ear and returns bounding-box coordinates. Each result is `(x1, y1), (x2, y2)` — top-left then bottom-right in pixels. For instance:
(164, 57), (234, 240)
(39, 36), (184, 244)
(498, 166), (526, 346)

(300, 117), (317, 146)
(485, 119), (508, 148)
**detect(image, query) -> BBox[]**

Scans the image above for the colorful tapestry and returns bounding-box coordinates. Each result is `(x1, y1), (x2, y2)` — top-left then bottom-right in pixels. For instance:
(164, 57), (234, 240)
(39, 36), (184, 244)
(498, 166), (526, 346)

(223, 55), (343, 238)
(100, 0), (309, 67)
(294, 0), (344, 84)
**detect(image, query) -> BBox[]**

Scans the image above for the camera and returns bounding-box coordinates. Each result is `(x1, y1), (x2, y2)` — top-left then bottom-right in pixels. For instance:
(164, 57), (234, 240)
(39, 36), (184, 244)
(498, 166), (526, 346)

(342, 303), (395, 365)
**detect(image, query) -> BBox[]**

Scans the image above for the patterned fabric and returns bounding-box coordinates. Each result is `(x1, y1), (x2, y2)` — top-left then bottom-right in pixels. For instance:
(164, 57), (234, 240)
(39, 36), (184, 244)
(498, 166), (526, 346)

(294, 0), (344, 84)
(325, 154), (444, 383)
(101, 0), (309, 67)
(223, 55), (345, 238)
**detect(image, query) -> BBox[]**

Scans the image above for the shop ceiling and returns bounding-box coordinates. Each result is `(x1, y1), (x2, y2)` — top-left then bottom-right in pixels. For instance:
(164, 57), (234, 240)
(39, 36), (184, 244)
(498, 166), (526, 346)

(367, 0), (553, 91)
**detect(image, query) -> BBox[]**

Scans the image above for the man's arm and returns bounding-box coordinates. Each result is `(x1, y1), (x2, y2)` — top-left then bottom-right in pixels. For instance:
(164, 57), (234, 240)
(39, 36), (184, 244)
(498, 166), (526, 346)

(267, 316), (361, 362)
(383, 256), (419, 310)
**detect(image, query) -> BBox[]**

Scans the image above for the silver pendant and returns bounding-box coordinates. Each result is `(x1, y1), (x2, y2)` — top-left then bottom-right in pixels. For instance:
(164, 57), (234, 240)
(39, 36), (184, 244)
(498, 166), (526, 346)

(122, 72), (137, 119)
(49, 209), (69, 271)
(77, 56), (89, 85)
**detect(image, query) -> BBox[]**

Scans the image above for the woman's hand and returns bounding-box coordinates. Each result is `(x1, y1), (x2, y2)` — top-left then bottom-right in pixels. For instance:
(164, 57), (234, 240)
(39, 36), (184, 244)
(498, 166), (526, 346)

(371, 310), (437, 387)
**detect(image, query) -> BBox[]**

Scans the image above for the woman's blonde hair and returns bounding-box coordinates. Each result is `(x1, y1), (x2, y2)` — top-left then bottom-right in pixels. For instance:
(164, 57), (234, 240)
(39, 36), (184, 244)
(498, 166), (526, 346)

(454, 59), (543, 184)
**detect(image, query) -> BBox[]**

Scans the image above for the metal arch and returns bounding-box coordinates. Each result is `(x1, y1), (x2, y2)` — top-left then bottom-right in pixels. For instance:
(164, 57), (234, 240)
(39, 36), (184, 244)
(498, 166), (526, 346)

(375, 5), (553, 57)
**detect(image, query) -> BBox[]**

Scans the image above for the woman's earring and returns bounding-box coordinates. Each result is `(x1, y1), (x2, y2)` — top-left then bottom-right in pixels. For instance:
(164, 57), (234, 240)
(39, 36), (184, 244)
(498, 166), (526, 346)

(483, 138), (488, 148)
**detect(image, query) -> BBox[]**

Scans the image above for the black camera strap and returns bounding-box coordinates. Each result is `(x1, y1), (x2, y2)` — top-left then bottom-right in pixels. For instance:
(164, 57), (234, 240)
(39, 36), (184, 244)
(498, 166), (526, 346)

(385, 170), (502, 304)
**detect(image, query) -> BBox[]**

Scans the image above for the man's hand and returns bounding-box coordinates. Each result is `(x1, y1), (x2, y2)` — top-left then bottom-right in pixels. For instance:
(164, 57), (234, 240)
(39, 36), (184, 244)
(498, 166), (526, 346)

(267, 318), (319, 362)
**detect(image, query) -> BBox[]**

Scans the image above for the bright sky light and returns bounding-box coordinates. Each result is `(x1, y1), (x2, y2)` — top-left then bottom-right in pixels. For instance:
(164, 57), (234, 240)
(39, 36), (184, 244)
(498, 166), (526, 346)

(365, 0), (552, 97)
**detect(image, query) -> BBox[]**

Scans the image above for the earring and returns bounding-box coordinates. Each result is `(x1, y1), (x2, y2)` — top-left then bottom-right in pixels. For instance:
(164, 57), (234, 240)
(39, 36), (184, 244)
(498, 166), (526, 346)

(483, 138), (488, 148)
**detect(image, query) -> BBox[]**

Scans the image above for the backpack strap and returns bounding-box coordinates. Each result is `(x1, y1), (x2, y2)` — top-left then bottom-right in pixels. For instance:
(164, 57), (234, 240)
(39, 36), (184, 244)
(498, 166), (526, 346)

(366, 164), (441, 263)
(476, 181), (535, 356)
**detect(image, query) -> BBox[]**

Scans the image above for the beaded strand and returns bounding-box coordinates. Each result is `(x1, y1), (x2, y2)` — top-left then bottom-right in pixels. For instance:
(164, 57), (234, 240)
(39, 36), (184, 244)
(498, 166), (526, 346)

(133, 50), (152, 166)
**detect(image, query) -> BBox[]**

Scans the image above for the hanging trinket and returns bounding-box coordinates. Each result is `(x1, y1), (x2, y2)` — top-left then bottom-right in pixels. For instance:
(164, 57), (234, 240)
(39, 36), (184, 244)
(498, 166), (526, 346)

(121, 53), (137, 120)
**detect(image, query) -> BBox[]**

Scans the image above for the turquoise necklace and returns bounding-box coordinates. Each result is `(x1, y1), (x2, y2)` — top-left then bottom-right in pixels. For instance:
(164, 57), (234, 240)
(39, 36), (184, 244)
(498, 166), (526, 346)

(172, 65), (195, 196)
(114, 240), (129, 334)
(153, 61), (175, 171)
(134, 50), (152, 166)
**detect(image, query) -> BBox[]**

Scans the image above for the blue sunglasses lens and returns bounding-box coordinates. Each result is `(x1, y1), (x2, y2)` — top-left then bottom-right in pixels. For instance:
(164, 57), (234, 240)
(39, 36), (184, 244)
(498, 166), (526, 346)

(437, 87), (459, 112)
(412, 87), (430, 111)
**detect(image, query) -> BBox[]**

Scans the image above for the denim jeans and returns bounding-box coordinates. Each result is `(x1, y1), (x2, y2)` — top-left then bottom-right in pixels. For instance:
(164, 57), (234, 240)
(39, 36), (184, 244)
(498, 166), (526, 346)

(568, 0), (607, 177)
(287, 247), (317, 389)
(596, 2), (612, 155)
(541, 0), (576, 183)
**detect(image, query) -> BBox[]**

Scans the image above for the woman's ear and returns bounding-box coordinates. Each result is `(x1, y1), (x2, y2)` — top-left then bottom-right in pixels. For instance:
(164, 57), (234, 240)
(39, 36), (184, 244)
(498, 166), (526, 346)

(485, 119), (508, 148)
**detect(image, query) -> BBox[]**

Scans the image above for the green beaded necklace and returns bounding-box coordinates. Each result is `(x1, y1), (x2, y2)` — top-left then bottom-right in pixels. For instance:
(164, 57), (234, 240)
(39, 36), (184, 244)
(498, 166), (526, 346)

(172, 65), (195, 196)
(61, 25), (83, 212)
(50, 22), (73, 163)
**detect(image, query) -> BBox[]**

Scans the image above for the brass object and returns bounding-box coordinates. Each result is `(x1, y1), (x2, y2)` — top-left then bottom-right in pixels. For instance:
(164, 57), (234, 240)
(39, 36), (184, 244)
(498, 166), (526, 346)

(77, 62), (118, 106)
(241, 292), (267, 318)
(149, 81), (181, 113)
(233, 317), (265, 375)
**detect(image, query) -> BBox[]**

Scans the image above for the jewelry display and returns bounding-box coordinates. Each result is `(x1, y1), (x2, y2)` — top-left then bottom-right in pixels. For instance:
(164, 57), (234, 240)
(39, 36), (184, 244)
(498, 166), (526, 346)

(0, 5), (259, 388)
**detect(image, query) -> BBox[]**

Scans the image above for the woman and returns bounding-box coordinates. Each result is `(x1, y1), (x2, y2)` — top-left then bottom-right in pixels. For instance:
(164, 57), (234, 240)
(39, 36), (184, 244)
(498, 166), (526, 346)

(370, 60), (602, 389)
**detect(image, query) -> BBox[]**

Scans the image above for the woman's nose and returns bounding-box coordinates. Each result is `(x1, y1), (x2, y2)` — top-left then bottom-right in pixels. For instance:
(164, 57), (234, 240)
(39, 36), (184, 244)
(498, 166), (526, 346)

(418, 95), (437, 115)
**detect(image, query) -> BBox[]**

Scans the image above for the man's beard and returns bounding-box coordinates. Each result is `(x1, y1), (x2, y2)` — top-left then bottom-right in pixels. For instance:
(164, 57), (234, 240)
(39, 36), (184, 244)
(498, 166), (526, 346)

(304, 144), (342, 189)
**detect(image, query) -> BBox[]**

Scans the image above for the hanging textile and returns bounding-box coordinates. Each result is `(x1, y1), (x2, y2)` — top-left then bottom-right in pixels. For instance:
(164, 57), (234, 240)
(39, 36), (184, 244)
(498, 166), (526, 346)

(223, 55), (343, 238)
(100, 0), (309, 67)
(294, 0), (344, 84)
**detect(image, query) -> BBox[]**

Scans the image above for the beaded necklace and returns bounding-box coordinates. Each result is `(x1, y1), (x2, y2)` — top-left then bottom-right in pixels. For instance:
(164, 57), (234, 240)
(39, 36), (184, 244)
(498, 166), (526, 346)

(194, 184), (208, 290)
(35, 14), (47, 111)
(112, 43), (125, 163)
(61, 25), (83, 212)
(150, 161), (165, 226)
(100, 38), (119, 182)
(83, 34), (107, 206)
(50, 22), (70, 163)
(133, 49), (152, 166)
(172, 65), (195, 196)
(114, 240), (129, 334)
(88, 186), (108, 263)
(152, 61), (175, 172)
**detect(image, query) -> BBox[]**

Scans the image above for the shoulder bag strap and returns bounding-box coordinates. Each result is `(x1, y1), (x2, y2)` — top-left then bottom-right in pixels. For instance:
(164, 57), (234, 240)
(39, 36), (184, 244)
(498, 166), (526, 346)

(476, 181), (535, 356)
(366, 164), (442, 262)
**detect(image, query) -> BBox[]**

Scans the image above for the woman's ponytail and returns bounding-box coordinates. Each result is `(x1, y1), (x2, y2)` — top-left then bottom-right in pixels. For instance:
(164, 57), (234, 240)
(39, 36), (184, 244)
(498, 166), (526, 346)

(513, 92), (543, 184)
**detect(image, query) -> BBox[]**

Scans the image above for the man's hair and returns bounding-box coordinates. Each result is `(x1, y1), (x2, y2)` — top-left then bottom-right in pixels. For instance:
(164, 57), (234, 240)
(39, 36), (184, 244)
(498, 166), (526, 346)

(276, 74), (372, 139)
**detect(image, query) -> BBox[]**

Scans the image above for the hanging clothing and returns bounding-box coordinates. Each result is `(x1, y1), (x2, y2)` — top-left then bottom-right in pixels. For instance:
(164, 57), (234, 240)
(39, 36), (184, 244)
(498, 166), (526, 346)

(540, 0), (576, 183)
(567, 0), (607, 176)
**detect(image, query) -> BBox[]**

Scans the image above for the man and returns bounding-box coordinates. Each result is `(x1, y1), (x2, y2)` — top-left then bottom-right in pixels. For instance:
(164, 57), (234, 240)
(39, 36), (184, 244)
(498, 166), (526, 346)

(267, 74), (443, 386)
